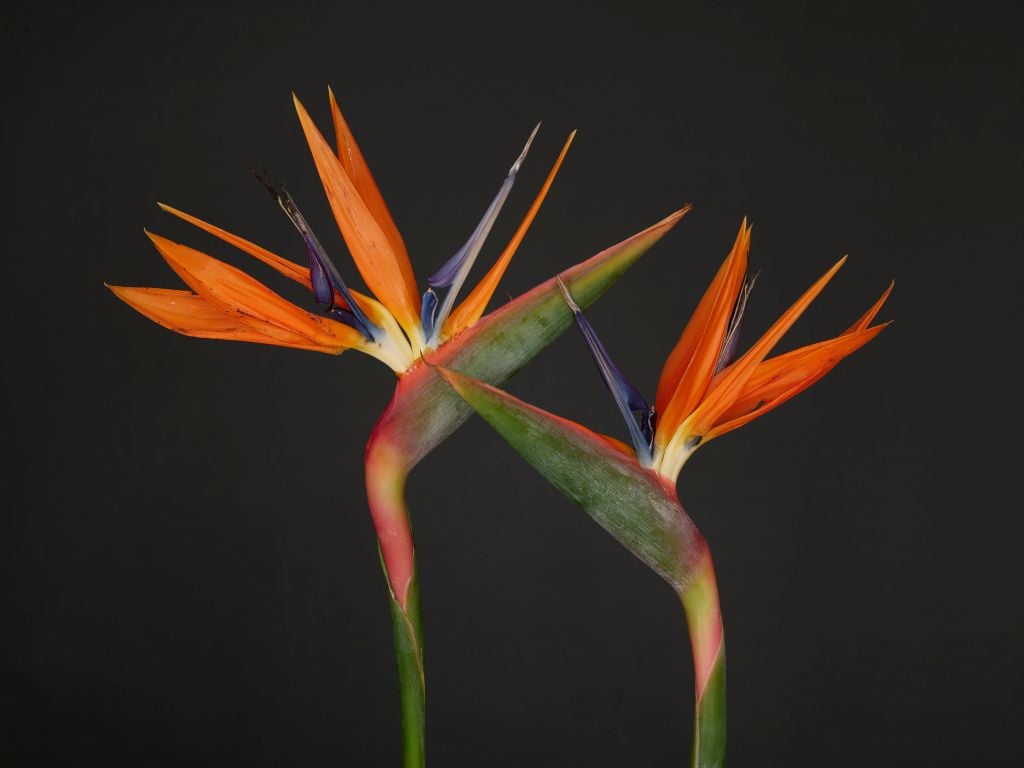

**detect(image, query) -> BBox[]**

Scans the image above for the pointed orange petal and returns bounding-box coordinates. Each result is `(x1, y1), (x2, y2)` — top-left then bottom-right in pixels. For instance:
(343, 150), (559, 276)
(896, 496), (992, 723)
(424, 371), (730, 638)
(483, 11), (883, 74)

(684, 255), (847, 439)
(655, 221), (750, 446)
(145, 231), (363, 351)
(706, 322), (889, 438)
(158, 202), (404, 337)
(844, 280), (893, 334)
(157, 203), (311, 286)
(106, 285), (348, 353)
(443, 131), (577, 337)
(654, 221), (750, 414)
(294, 94), (421, 337)
(328, 87), (409, 266)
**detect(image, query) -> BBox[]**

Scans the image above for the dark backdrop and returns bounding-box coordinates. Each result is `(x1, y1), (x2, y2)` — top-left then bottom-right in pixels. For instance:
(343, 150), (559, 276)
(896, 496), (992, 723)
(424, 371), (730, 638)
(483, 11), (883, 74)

(3, 1), (1021, 766)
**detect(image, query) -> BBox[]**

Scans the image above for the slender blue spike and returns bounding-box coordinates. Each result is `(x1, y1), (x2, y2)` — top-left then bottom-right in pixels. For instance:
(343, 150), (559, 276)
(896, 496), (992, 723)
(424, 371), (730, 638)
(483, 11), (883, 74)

(428, 123), (541, 339)
(714, 272), (758, 374)
(308, 251), (334, 305)
(557, 278), (655, 463)
(328, 306), (361, 330)
(252, 169), (382, 342)
(640, 407), (657, 448)
(427, 241), (472, 289)
(420, 288), (439, 339)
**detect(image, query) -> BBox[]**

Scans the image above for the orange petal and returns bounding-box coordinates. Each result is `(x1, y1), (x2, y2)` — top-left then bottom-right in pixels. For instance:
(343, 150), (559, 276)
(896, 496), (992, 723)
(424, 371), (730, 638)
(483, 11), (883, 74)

(106, 285), (348, 353)
(157, 203), (311, 286)
(294, 94), (421, 338)
(328, 87), (410, 267)
(655, 221), (750, 446)
(684, 255), (847, 439)
(654, 221), (750, 414)
(157, 202), (403, 333)
(145, 231), (363, 351)
(443, 130), (577, 337)
(844, 280), (893, 334)
(706, 322), (889, 438)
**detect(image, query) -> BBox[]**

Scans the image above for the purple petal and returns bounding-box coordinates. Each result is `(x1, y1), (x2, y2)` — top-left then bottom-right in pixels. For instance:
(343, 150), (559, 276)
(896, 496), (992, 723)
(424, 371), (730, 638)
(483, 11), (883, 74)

(427, 124), (541, 339)
(253, 169), (381, 341)
(420, 288), (439, 338)
(557, 278), (654, 463)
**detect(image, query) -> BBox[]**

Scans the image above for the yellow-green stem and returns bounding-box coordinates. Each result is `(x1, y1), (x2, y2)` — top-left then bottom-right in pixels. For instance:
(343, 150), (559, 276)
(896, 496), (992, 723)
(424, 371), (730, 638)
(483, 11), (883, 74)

(680, 549), (726, 768)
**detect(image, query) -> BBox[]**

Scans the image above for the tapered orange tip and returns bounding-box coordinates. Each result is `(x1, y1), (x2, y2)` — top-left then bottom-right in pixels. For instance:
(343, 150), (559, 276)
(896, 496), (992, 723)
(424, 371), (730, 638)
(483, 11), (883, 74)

(326, 85), (410, 264)
(444, 129), (578, 336)
(685, 255), (847, 438)
(106, 284), (353, 353)
(293, 93), (421, 336)
(846, 279), (894, 334)
(143, 230), (362, 351)
(157, 202), (311, 287)
(654, 219), (752, 442)
(706, 321), (890, 438)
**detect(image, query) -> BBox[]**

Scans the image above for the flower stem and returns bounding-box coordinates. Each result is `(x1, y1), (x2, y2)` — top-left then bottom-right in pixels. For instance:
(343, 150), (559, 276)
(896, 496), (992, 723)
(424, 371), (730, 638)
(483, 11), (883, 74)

(679, 548), (726, 768)
(366, 431), (426, 767)
(384, 560), (426, 768)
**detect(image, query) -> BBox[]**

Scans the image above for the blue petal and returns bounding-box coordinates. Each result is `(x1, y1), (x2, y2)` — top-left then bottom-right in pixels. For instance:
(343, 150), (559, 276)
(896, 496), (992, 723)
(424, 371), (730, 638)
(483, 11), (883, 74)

(420, 288), (439, 338)
(253, 169), (381, 341)
(427, 124), (541, 339)
(557, 278), (655, 463)
(427, 241), (471, 289)
(328, 306), (360, 330)
(306, 241), (334, 305)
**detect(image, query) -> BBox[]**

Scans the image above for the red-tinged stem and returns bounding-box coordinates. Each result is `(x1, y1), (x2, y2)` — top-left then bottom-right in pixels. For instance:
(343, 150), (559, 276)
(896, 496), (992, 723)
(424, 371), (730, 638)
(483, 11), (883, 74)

(365, 427), (425, 768)
(365, 430), (418, 609)
(679, 546), (726, 768)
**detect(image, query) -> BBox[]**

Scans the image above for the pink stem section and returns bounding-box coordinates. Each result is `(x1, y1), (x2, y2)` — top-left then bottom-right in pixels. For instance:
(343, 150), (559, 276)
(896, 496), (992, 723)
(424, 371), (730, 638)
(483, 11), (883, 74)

(365, 426), (416, 609)
(681, 546), (724, 700)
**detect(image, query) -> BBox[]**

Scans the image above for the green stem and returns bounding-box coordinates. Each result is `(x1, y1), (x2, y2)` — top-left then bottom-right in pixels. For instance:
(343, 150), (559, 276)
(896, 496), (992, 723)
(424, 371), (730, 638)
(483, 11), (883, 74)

(680, 549), (726, 768)
(384, 560), (426, 768)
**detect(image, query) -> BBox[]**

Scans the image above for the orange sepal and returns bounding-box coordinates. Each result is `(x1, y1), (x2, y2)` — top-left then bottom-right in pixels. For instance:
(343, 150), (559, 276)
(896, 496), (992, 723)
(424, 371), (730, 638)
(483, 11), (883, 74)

(293, 94), (421, 338)
(106, 285), (348, 354)
(157, 203), (310, 286)
(655, 221), (750, 446)
(683, 255), (847, 440)
(845, 279), (894, 334)
(145, 231), (363, 351)
(707, 321), (889, 439)
(443, 131), (577, 337)
(654, 221), (750, 414)
(327, 87), (409, 267)
(156, 203), (404, 337)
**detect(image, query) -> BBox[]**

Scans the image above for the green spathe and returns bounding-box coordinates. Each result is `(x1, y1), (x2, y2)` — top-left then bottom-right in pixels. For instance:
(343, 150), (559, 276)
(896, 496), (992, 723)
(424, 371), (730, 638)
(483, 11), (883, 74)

(436, 366), (727, 768)
(434, 366), (707, 592)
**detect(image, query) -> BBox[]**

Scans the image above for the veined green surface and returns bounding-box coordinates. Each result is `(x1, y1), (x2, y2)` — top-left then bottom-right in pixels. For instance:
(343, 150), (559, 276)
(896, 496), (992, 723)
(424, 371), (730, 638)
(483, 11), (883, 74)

(440, 367), (728, 766)
(435, 366), (706, 592)
(690, 646), (726, 768)
(370, 207), (689, 471)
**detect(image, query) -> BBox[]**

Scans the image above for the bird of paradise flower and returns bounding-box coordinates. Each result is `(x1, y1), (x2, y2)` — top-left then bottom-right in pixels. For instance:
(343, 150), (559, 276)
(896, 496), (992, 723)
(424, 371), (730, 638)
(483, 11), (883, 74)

(440, 220), (891, 767)
(108, 88), (689, 765)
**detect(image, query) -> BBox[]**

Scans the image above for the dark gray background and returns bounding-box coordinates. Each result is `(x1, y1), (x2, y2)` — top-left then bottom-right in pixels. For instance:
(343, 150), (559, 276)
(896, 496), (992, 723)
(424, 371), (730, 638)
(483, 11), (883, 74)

(3, 1), (1021, 765)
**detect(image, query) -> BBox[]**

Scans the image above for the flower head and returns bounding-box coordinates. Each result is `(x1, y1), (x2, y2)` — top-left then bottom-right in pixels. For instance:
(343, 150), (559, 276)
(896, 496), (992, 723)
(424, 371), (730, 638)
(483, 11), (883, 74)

(109, 91), (577, 375)
(437, 221), (890, 767)
(556, 219), (891, 481)
(108, 89), (688, 605)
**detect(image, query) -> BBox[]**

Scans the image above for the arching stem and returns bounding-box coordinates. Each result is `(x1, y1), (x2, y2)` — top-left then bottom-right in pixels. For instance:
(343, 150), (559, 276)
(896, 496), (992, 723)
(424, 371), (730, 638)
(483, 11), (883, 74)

(365, 431), (425, 768)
